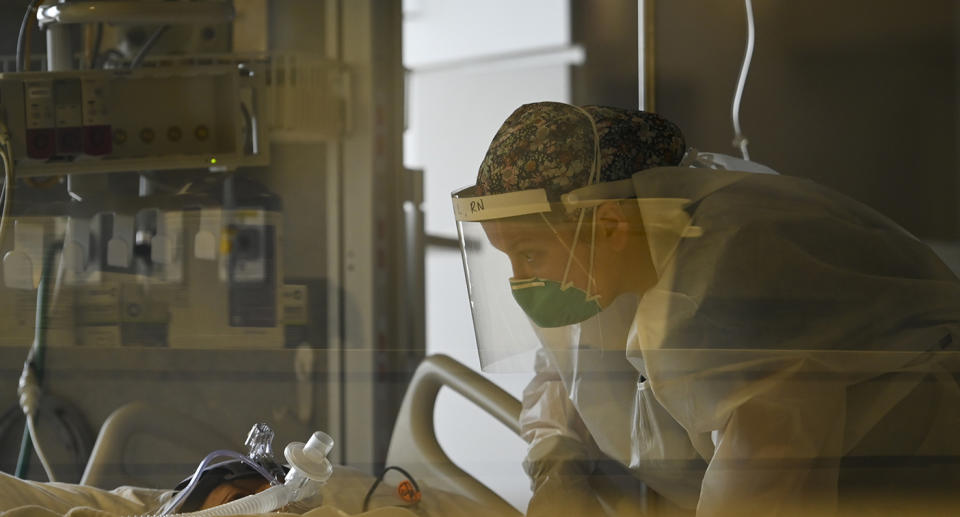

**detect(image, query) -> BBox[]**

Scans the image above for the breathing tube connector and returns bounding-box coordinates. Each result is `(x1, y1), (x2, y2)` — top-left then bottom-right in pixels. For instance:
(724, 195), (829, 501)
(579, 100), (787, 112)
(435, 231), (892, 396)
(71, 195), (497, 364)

(244, 422), (286, 482)
(162, 431), (334, 517)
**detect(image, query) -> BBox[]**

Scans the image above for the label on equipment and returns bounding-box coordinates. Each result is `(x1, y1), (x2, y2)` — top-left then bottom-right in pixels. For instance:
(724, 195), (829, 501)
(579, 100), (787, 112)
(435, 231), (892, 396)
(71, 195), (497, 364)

(54, 79), (82, 128)
(81, 78), (110, 126)
(282, 284), (308, 325)
(24, 80), (54, 129)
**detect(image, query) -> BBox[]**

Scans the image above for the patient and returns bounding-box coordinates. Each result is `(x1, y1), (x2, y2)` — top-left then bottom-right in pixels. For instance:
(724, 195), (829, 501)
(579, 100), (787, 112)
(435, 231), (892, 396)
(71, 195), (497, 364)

(0, 465), (501, 517)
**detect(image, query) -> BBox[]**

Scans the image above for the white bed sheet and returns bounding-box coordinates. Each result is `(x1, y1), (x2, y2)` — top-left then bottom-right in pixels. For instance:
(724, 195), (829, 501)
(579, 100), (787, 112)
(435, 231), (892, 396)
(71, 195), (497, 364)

(0, 466), (505, 517)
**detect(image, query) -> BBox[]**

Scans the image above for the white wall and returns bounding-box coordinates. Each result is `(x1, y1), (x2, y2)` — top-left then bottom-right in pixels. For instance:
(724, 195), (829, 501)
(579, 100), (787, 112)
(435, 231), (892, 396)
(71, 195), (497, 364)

(409, 52), (584, 238)
(403, 0), (570, 69)
(403, 1), (578, 511)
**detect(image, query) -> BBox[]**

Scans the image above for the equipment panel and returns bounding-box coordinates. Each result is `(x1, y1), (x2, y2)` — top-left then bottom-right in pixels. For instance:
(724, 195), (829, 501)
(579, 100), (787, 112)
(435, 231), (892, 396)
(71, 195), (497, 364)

(0, 66), (267, 177)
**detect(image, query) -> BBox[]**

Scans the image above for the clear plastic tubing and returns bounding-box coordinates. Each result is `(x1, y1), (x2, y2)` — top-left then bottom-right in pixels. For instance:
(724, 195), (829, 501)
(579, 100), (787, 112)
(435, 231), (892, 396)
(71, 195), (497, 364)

(163, 431), (334, 517)
(160, 449), (276, 515)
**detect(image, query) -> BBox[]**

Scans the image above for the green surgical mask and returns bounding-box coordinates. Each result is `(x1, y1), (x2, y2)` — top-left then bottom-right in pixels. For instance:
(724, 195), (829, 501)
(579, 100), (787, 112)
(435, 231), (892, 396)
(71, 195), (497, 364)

(511, 277), (602, 328)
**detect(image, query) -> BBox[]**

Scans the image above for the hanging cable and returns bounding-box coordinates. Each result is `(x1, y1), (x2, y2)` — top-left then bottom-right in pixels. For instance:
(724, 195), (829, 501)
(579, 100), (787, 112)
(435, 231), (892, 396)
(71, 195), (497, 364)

(0, 149), (11, 250)
(89, 23), (104, 70)
(0, 121), (14, 254)
(16, 0), (43, 72)
(129, 25), (171, 69)
(731, 0), (756, 160)
(15, 240), (63, 481)
(24, 413), (56, 481)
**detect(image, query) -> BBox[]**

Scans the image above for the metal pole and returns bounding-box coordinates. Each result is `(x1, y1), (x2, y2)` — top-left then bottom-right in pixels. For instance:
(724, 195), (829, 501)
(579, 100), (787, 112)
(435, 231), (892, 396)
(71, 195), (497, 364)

(638, 0), (645, 110)
(637, 0), (655, 112)
(45, 23), (72, 71)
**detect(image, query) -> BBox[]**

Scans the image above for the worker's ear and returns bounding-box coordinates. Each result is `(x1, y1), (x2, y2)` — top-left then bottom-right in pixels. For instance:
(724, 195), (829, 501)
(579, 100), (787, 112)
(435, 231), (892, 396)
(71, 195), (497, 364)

(596, 201), (631, 252)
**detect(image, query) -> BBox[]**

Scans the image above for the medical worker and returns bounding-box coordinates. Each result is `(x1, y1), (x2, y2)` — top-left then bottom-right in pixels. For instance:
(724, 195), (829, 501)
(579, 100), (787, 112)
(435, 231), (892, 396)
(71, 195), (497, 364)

(452, 102), (960, 516)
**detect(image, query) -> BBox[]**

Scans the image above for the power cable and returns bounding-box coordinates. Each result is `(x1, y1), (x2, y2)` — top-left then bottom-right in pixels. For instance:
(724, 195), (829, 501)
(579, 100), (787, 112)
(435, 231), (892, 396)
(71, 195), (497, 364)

(362, 466), (421, 512)
(16, 0), (43, 72)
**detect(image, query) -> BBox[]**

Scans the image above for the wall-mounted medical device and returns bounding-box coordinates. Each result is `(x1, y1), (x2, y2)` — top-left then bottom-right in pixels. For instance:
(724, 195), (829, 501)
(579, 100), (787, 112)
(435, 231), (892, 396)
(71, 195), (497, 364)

(0, 65), (268, 177)
(0, 207), (284, 349)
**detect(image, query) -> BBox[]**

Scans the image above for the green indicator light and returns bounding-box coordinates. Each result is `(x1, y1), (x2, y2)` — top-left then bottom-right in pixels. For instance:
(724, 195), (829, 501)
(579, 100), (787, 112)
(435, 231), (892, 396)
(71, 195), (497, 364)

(210, 157), (217, 164)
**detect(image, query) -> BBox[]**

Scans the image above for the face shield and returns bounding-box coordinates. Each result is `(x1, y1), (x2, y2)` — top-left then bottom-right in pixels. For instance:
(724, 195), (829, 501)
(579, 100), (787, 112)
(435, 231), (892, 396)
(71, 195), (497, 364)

(452, 178), (640, 372)
(454, 103), (695, 372)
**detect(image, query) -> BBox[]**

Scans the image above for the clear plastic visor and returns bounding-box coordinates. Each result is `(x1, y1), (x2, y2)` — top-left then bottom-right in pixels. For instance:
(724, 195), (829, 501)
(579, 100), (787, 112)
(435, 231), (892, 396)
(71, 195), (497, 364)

(454, 185), (640, 372)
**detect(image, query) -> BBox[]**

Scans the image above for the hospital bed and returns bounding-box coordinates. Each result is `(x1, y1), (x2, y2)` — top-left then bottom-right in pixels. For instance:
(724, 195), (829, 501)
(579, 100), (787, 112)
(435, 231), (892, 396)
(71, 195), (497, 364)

(23, 354), (648, 516)
(74, 354), (524, 516)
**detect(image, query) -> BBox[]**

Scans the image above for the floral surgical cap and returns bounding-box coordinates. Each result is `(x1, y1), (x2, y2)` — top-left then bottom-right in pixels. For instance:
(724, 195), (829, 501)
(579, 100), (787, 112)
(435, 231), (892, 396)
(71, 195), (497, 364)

(476, 102), (686, 199)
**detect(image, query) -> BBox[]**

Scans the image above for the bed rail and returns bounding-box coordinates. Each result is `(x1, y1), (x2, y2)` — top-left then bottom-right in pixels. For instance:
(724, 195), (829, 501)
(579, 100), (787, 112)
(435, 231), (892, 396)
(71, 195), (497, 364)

(80, 401), (240, 489)
(385, 354), (522, 516)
